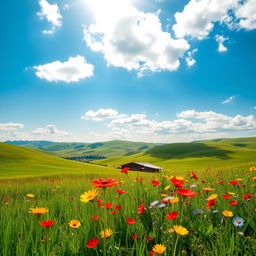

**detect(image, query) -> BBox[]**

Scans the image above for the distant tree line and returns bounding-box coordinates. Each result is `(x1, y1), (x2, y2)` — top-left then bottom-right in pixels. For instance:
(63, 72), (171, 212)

(64, 155), (106, 162)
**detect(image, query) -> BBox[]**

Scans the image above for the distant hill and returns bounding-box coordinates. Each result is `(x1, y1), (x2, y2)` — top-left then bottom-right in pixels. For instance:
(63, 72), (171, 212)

(0, 143), (116, 179)
(94, 137), (256, 172)
(5, 140), (159, 161)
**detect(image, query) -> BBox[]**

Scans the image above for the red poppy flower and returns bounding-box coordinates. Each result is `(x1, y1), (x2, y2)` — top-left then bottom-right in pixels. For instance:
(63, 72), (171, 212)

(126, 218), (136, 224)
(170, 177), (184, 188)
(151, 180), (161, 186)
(228, 180), (239, 185)
(242, 193), (253, 199)
(150, 250), (155, 255)
(92, 178), (117, 188)
(92, 216), (99, 220)
(207, 199), (218, 209)
(115, 205), (122, 210)
(166, 211), (178, 220)
(222, 194), (231, 199)
(96, 198), (104, 203)
(137, 204), (146, 214)
(218, 180), (224, 185)
(105, 203), (112, 209)
(39, 220), (54, 227)
(131, 233), (138, 240)
(110, 211), (117, 215)
(86, 238), (99, 248)
(191, 172), (198, 180)
(177, 188), (196, 198)
(97, 203), (103, 207)
(50, 180), (55, 184)
(229, 200), (238, 205)
(201, 180), (206, 183)
(145, 236), (154, 241)
(121, 168), (129, 174)
(116, 189), (126, 194)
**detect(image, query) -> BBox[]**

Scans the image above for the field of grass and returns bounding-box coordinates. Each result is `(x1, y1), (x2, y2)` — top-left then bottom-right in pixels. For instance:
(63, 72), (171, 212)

(0, 143), (117, 179)
(94, 137), (256, 172)
(0, 168), (255, 256)
(6, 140), (159, 159)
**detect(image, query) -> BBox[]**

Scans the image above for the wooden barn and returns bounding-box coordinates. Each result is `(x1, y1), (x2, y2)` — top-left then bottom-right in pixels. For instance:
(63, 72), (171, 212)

(120, 162), (162, 173)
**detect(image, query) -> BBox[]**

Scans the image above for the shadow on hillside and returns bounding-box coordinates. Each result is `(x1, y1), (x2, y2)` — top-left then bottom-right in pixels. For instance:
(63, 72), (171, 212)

(146, 143), (233, 160)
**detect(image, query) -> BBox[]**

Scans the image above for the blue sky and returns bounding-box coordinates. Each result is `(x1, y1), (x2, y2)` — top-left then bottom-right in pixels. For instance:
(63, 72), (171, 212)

(0, 0), (256, 143)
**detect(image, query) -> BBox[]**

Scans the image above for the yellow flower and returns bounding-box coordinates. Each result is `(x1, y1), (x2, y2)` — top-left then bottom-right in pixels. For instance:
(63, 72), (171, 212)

(228, 192), (235, 195)
(26, 194), (35, 198)
(164, 185), (171, 191)
(250, 166), (256, 171)
(236, 178), (243, 181)
(168, 228), (174, 233)
(170, 197), (179, 204)
(29, 207), (48, 215)
(69, 220), (81, 229)
(152, 244), (166, 254)
(80, 189), (98, 203)
(100, 228), (113, 238)
(172, 225), (189, 236)
(222, 210), (233, 217)
(203, 187), (214, 192)
(161, 193), (168, 197)
(208, 194), (218, 200)
(176, 176), (184, 180)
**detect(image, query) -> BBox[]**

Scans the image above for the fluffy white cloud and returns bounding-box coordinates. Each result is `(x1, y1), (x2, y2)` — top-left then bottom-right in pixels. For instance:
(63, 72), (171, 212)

(87, 108), (256, 137)
(172, 0), (256, 40)
(221, 95), (236, 104)
(82, 108), (119, 121)
(34, 55), (94, 82)
(215, 35), (228, 52)
(0, 123), (24, 131)
(37, 0), (62, 34)
(83, 0), (189, 75)
(33, 124), (70, 136)
(173, 0), (239, 39)
(235, 0), (256, 30)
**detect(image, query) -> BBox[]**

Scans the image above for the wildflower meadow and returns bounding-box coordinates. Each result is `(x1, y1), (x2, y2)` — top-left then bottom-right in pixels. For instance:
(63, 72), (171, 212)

(0, 167), (255, 256)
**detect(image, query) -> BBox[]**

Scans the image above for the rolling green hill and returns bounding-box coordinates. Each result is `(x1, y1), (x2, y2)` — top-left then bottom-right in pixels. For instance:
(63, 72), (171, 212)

(5, 140), (159, 160)
(0, 143), (117, 179)
(94, 137), (256, 172)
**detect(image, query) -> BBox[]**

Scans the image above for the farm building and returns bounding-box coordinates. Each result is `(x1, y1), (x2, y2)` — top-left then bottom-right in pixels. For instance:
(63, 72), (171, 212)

(120, 162), (162, 173)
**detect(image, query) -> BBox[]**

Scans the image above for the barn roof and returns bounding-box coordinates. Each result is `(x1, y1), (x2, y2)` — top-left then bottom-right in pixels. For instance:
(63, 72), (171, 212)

(133, 162), (162, 169)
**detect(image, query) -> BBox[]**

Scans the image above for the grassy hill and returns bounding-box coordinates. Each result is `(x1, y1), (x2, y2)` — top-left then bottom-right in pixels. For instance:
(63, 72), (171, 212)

(5, 140), (159, 160)
(0, 143), (117, 179)
(94, 137), (256, 172)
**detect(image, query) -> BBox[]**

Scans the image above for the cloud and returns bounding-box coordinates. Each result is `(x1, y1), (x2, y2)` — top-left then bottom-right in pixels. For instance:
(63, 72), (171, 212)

(185, 48), (198, 67)
(33, 124), (70, 136)
(34, 55), (94, 82)
(172, 0), (256, 41)
(235, 0), (256, 30)
(87, 108), (256, 137)
(221, 95), (236, 104)
(215, 35), (228, 52)
(83, 0), (189, 76)
(82, 108), (119, 121)
(172, 0), (239, 40)
(0, 123), (24, 131)
(37, 0), (62, 34)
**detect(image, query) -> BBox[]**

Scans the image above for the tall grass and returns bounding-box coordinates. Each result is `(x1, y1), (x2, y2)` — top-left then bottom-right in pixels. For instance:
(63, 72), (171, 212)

(0, 168), (255, 256)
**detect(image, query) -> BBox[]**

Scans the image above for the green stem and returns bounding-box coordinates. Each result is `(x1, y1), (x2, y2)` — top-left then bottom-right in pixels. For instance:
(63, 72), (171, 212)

(173, 235), (179, 256)
(103, 189), (107, 256)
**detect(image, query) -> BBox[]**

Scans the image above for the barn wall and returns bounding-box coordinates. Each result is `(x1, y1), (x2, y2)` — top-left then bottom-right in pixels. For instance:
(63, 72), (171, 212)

(121, 163), (160, 173)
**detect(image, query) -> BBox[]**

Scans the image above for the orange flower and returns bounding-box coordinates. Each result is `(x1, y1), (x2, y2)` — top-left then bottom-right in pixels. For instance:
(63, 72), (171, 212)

(29, 207), (48, 215)
(92, 178), (117, 188)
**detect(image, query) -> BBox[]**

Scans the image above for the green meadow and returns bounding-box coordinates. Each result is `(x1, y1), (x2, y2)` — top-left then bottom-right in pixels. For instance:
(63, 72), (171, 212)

(94, 137), (256, 172)
(0, 139), (256, 255)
